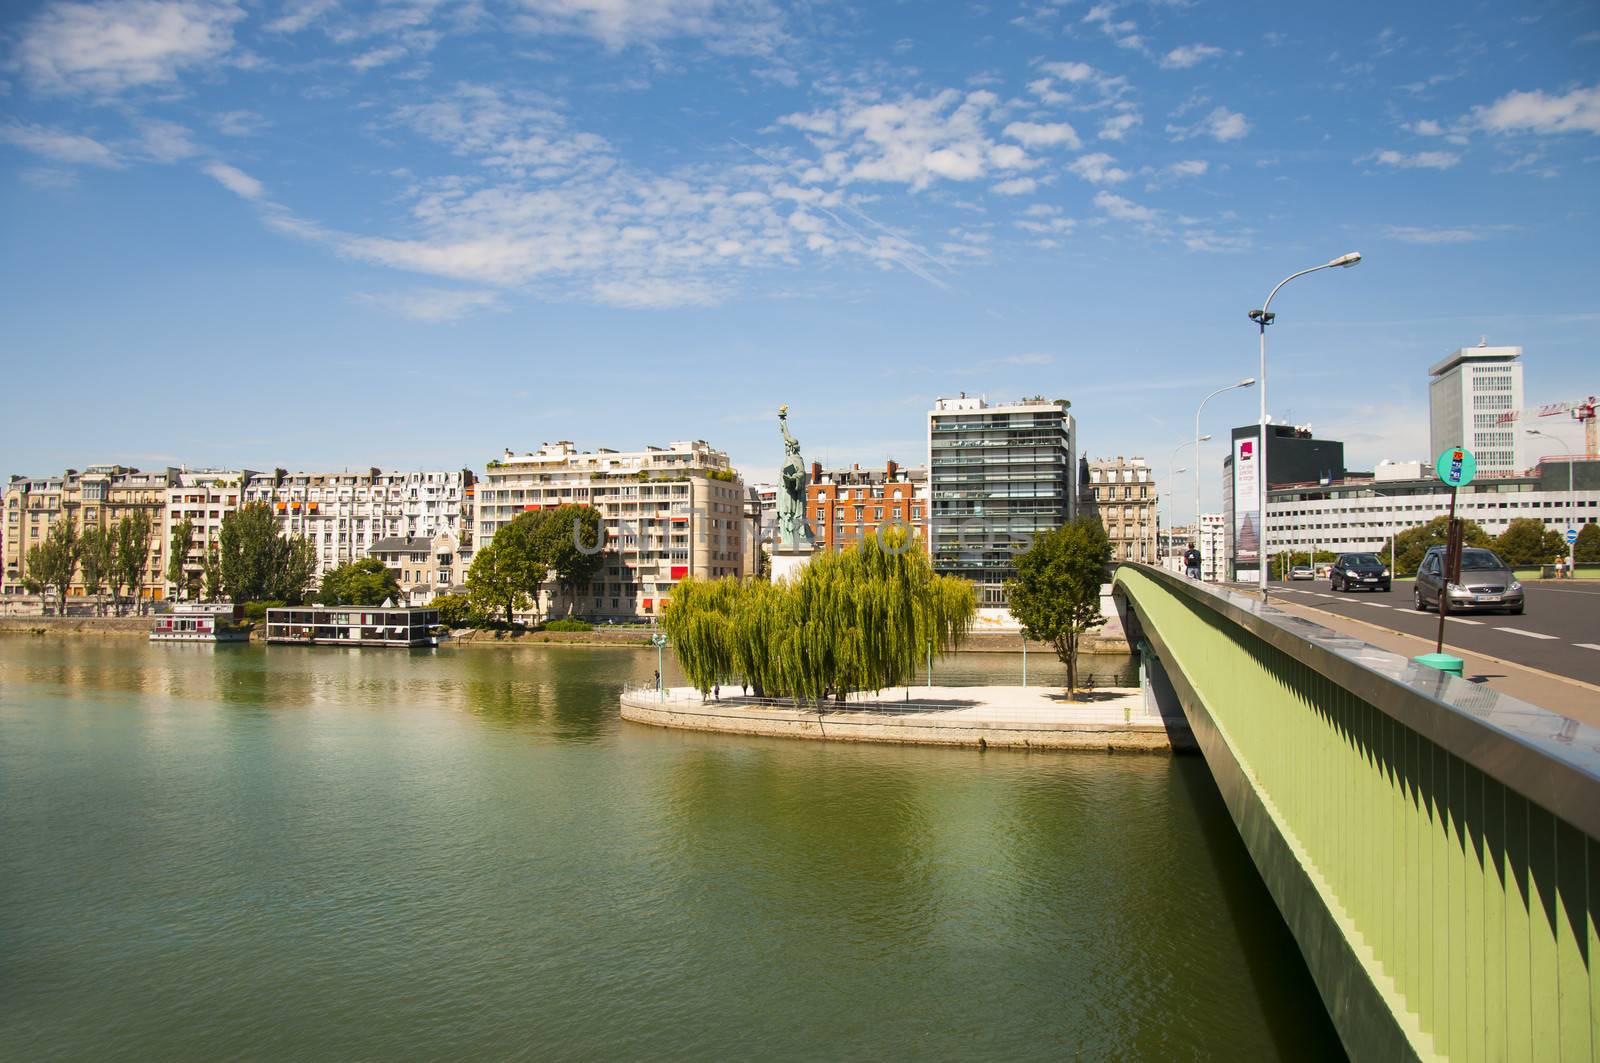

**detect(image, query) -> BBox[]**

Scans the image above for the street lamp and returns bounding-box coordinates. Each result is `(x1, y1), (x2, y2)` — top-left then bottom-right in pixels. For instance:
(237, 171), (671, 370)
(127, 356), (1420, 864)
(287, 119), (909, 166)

(1195, 379), (1255, 580)
(1528, 428), (1579, 569)
(1250, 252), (1362, 598)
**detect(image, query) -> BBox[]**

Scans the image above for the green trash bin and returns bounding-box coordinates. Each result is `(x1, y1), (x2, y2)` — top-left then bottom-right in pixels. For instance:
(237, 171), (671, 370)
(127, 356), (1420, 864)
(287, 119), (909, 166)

(1413, 653), (1464, 676)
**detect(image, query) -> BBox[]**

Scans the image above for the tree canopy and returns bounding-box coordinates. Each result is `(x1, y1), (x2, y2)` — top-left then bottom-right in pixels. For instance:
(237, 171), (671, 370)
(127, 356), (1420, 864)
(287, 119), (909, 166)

(532, 504), (606, 614)
(167, 518), (195, 600)
(1576, 524), (1600, 563)
(466, 514), (547, 625)
(661, 528), (976, 701)
(318, 558), (402, 606)
(1004, 515), (1113, 697)
(1494, 517), (1566, 567)
(25, 518), (78, 614)
(217, 504), (316, 604)
(1391, 516), (1490, 574)
(78, 523), (116, 612)
(114, 510), (155, 612)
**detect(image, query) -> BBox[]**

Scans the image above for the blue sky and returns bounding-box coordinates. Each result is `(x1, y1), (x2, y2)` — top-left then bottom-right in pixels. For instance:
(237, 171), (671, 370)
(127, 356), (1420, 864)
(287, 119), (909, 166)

(2, 0), (1597, 521)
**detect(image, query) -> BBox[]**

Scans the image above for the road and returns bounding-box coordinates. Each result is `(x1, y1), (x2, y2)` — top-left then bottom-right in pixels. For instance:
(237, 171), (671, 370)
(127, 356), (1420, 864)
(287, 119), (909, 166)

(1261, 578), (1600, 690)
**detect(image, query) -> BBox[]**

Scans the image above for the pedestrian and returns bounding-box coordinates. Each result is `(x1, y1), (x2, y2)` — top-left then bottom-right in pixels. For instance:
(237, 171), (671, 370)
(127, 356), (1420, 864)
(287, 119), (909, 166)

(1555, 553), (1566, 579)
(1183, 543), (1202, 581)
(653, 669), (661, 690)
(713, 684), (720, 701)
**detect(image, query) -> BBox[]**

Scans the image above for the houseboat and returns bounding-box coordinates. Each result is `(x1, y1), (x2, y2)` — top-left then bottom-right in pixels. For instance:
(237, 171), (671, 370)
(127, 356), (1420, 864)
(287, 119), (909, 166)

(265, 604), (441, 648)
(150, 604), (250, 643)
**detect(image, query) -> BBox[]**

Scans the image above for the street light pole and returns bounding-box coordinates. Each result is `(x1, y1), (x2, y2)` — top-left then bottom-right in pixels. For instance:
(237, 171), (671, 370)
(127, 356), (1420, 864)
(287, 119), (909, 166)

(1528, 428), (1578, 569)
(1250, 252), (1362, 599)
(1168, 439), (1206, 566)
(1194, 379), (1253, 580)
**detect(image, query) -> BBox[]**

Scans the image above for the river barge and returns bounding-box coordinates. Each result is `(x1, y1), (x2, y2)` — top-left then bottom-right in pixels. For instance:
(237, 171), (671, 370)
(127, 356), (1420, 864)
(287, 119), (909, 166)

(265, 605), (440, 647)
(150, 604), (250, 643)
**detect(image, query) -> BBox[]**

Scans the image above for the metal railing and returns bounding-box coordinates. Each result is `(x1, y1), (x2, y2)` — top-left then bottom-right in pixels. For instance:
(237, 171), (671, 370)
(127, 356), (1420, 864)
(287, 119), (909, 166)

(1115, 563), (1599, 1062)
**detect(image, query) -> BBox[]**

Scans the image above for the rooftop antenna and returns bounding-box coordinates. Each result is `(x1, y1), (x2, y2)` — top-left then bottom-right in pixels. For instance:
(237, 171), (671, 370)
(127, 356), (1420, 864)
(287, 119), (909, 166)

(1479, 336), (1487, 346)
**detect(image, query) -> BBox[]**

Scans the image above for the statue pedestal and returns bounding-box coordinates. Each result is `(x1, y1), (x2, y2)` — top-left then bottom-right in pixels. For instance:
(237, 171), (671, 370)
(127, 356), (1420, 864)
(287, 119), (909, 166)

(770, 547), (815, 583)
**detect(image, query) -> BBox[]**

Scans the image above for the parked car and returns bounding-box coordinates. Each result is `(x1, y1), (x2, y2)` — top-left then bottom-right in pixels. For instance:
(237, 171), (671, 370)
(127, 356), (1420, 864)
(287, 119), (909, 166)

(1290, 564), (1315, 580)
(1414, 546), (1524, 614)
(1330, 552), (1391, 592)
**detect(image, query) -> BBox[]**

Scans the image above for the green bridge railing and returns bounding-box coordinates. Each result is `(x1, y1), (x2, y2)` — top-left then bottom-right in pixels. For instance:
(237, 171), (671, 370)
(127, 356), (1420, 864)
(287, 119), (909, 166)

(1115, 564), (1599, 1062)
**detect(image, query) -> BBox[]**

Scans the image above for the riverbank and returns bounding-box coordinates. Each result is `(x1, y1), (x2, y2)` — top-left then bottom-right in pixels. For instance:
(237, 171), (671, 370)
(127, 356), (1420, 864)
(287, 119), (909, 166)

(0, 615), (154, 638)
(620, 684), (1191, 752)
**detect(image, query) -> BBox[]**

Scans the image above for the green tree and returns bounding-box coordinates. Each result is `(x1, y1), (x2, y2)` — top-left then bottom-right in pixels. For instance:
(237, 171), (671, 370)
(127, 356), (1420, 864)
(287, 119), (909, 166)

(217, 504), (316, 604)
(202, 544), (224, 602)
(1391, 515), (1491, 575)
(1575, 523), (1600, 563)
(431, 592), (474, 628)
(531, 504), (606, 615)
(317, 558), (402, 606)
(166, 518), (194, 601)
(1005, 515), (1114, 699)
(466, 512), (548, 625)
(26, 518), (79, 615)
(661, 529), (975, 702)
(78, 523), (117, 615)
(1495, 517), (1566, 567)
(115, 510), (155, 614)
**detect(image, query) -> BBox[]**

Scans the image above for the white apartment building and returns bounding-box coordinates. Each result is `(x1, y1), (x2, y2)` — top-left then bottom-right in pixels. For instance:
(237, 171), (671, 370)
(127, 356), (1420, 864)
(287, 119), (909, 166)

(474, 440), (749, 621)
(1267, 459), (1598, 561)
(1429, 342), (1524, 477)
(1196, 513), (1226, 582)
(164, 469), (252, 599)
(242, 468), (474, 585)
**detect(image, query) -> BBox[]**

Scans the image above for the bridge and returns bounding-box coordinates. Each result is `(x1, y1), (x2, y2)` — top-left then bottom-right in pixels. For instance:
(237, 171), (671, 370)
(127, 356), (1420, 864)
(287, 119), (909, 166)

(1114, 564), (1599, 1062)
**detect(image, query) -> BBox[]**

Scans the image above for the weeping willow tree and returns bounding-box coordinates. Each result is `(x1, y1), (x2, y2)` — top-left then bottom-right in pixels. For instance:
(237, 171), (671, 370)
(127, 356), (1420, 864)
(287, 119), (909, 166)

(660, 528), (976, 702)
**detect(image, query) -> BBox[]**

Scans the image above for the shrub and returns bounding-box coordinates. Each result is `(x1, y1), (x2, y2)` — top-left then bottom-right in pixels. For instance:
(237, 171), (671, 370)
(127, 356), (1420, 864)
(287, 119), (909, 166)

(544, 617), (593, 632)
(242, 600), (285, 622)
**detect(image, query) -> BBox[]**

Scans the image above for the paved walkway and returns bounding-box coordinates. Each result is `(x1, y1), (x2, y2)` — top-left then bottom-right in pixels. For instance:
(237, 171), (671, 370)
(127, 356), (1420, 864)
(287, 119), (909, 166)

(620, 684), (1191, 751)
(1269, 598), (1600, 726)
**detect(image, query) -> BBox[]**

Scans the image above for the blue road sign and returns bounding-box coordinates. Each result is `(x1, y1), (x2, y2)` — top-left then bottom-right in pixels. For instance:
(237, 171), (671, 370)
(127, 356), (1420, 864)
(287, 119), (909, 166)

(1568, 528), (1580, 544)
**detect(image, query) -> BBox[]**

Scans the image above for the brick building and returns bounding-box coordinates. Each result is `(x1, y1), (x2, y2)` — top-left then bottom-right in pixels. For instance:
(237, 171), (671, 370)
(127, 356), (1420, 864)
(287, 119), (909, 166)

(808, 461), (928, 552)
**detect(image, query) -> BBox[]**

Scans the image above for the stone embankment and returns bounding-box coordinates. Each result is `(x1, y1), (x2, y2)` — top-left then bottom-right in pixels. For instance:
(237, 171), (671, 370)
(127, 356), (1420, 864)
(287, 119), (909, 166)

(621, 684), (1190, 752)
(0, 615), (155, 638)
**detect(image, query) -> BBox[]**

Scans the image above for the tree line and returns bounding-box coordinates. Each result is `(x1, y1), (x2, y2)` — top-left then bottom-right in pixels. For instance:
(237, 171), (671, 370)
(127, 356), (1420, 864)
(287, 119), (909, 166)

(461, 505), (605, 625)
(23, 510), (157, 615)
(1273, 516), (1600, 576)
(660, 527), (976, 702)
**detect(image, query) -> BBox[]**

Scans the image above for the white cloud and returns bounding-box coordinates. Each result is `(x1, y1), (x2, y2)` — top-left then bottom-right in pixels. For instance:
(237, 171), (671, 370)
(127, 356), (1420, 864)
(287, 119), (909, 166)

(1381, 225), (1498, 244)
(1002, 120), (1081, 149)
(1067, 152), (1129, 183)
(1093, 190), (1158, 223)
(1168, 106), (1249, 142)
(1405, 119), (1445, 136)
(1168, 159), (1207, 178)
(355, 288), (502, 322)
(508, 0), (786, 55)
(352, 44), (408, 71)
(133, 118), (198, 162)
(1470, 84), (1600, 136)
(203, 161), (265, 199)
(1160, 44), (1224, 70)
(1367, 149), (1460, 170)
(991, 176), (1038, 195)
(213, 110), (269, 137)
(1082, 2), (1144, 51)
(265, 0), (337, 34)
(1098, 111), (1141, 141)
(0, 120), (121, 166)
(15, 0), (244, 95)
(592, 276), (720, 309)
(395, 84), (613, 180)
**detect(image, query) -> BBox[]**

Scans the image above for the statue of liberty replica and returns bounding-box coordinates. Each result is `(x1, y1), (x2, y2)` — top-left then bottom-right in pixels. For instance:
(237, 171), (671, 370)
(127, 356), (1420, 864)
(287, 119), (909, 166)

(772, 405), (815, 579)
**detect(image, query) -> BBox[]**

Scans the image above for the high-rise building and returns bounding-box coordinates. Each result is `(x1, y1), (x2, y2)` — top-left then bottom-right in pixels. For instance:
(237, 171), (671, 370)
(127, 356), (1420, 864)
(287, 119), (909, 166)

(928, 395), (1075, 608)
(474, 439), (749, 620)
(1429, 342), (1524, 476)
(1079, 456), (1158, 564)
(808, 461), (928, 553)
(1222, 424), (1345, 581)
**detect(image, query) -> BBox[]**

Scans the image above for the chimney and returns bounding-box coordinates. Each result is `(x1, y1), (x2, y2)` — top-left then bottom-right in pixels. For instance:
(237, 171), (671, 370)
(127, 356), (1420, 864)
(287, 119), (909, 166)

(886, 459), (898, 480)
(811, 461), (822, 483)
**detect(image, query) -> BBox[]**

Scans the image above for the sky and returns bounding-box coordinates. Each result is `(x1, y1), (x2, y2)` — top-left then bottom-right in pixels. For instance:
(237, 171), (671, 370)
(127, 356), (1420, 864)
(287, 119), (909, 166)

(2, 0), (1597, 522)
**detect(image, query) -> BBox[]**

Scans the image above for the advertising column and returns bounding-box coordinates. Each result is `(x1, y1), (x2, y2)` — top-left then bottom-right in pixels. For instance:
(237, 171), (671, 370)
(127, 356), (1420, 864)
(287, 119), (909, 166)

(1233, 433), (1260, 581)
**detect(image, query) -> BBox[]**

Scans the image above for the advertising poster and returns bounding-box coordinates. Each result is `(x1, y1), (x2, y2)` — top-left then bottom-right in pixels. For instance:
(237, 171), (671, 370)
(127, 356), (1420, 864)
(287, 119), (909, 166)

(1234, 435), (1260, 566)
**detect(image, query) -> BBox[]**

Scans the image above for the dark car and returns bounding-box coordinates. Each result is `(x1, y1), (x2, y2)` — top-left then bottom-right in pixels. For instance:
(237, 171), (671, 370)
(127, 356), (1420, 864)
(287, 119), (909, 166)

(1414, 545), (1524, 615)
(1330, 552), (1390, 592)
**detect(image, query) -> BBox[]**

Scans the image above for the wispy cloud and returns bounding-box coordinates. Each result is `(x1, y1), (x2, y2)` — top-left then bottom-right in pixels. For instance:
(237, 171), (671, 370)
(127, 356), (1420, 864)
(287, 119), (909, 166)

(354, 288), (502, 322)
(15, 0), (244, 95)
(1160, 44), (1224, 70)
(203, 161), (265, 199)
(0, 120), (121, 166)
(1167, 106), (1249, 142)
(1365, 148), (1460, 170)
(1470, 84), (1600, 136)
(1380, 224), (1513, 244)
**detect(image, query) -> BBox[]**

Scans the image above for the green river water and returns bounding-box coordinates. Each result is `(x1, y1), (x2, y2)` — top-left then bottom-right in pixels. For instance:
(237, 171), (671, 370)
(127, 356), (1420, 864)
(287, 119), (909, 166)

(0, 639), (1343, 1061)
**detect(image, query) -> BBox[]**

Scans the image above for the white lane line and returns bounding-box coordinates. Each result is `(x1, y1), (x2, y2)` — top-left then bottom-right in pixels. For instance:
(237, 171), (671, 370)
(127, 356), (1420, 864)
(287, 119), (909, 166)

(1577, 643), (1600, 652)
(1362, 602), (1391, 609)
(1311, 593), (1337, 598)
(1445, 617), (1483, 625)
(1501, 629), (1558, 640)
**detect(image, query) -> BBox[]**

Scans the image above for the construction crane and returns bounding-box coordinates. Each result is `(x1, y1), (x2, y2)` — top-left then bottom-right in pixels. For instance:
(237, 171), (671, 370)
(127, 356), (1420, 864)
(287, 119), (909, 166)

(1495, 396), (1598, 459)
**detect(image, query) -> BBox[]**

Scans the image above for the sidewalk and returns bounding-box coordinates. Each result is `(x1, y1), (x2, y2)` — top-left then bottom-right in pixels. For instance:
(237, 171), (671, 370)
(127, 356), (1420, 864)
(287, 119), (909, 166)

(1269, 599), (1600, 727)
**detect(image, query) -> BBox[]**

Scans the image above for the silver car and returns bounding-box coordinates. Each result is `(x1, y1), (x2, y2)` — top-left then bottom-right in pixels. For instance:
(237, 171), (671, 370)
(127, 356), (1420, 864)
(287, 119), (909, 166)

(1413, 546), (1525, 615)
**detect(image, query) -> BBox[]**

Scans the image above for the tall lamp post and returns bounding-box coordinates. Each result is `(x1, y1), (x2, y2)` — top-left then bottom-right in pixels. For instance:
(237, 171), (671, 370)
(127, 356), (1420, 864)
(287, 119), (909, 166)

(1165, 458), (1190, 564)
(1528, 427), (1579, 568)
(1195, 379), (1255, 577)
(1250, 252), (1362, 598)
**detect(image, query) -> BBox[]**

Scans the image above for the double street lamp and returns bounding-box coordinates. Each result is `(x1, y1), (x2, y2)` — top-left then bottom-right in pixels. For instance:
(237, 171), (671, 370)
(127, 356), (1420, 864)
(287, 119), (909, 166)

(1250, 252), (1362, 598)
(1168, 436), (1213, 562)
(1528, 427), (1579, 567)
(1194, 378), (1255, 577)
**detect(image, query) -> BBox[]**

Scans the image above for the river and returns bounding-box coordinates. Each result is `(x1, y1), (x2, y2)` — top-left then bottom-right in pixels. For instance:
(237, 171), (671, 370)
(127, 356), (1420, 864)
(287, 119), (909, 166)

(0, 639), (1343, 1060)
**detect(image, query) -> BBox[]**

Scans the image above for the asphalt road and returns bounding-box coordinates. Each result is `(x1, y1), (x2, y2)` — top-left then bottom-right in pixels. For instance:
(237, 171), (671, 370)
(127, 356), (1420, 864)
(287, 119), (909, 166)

(1263, 578), (1600, 689)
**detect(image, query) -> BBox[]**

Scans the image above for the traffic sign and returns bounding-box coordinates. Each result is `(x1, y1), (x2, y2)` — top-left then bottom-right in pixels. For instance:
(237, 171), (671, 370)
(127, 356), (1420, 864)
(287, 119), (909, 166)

(1568, 528), (1580, 545)
(1434, 446), (1477, 488)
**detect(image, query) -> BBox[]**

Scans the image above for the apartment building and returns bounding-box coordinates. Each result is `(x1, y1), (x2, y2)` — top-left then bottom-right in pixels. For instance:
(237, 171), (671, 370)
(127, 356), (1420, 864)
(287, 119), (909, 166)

(928, 395), (1076, 608)
(808, 461), (928, 553)
(1080, 456), (1158, 564)
(164, 469), (251, 600)
(474, 439), (749, 620)
(1429, 342), (1524, 477)
(369, 529), (464, 604)
(242, 468), (474, 585)
(1197, 513), (1226, 582)
(4, 466), (175, 601)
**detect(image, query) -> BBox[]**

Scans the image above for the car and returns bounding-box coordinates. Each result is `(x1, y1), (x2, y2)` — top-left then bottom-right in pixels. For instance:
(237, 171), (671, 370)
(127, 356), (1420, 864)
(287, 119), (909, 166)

(1330, 552), (1391, 592)
(1413, 545), (1524, 615)
(1290, 564), (1315, 580)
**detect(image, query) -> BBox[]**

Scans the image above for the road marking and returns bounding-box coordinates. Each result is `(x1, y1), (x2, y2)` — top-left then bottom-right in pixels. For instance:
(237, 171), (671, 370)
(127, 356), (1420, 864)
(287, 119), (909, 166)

(1501, 629), (1558, 640)
(1312, 593), (1337, 598)
(1577, 643), (1600, 652)
(1445, 617), (1483, 625)
(1363, 602), (1391, 608)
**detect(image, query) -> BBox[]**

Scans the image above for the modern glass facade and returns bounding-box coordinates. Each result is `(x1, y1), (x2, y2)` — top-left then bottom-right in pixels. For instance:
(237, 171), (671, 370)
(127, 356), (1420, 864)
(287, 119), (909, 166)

(927, 397), (1075, 607)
